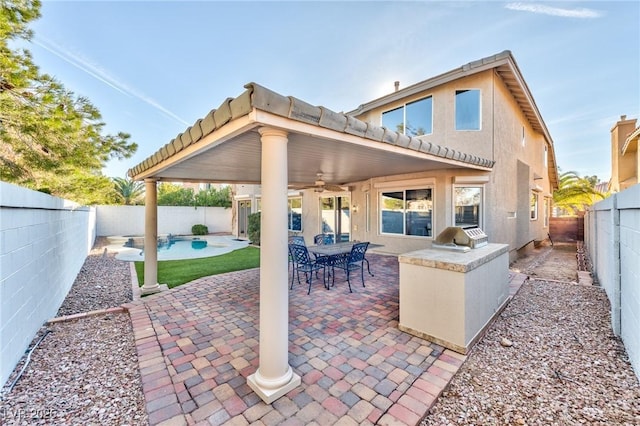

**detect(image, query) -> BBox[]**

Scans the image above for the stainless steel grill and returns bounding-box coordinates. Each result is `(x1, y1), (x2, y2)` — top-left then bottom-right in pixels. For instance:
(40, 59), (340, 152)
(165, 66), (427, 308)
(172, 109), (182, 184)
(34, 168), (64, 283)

(432, 226), (489, 252)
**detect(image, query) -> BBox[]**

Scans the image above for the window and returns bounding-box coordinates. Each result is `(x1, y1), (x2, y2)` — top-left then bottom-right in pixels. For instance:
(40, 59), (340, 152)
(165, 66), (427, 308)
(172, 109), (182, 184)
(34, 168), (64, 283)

(544, 144), (548, 168)
(380, 188), (433, 237)
(382, 97), (433, 136)
(530, 192), (538, 220)
(454, 187), (482, 228)
(522, 126), (525, 147)
(455, 89), (480, 130)
(288, 197), (302, 231)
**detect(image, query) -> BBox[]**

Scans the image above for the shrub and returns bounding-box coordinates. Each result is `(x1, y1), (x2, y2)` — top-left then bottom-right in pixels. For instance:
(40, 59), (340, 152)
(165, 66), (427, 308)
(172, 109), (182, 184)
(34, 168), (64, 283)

(248, 212), (261, 245)
(192, 224), (208, 235)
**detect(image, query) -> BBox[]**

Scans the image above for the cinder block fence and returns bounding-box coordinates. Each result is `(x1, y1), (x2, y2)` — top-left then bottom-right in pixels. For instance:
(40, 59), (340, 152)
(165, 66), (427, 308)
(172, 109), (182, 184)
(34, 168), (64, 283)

(0, 183), (233, 386)
(585, 184), (640, 381)
(0, 182), (96, 386)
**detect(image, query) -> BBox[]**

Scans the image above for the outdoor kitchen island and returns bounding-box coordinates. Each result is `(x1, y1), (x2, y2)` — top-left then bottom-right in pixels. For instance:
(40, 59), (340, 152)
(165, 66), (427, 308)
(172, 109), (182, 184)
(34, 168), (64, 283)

(398, 243), (510, 354)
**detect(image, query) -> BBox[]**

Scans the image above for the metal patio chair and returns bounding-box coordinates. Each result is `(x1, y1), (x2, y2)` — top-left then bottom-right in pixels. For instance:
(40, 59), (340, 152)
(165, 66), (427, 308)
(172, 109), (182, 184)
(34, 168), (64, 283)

(288, 235), (306, 277)
(289, 243), (326, 294)
(330, 241), (370, 292)
(313, 233), (334, 245)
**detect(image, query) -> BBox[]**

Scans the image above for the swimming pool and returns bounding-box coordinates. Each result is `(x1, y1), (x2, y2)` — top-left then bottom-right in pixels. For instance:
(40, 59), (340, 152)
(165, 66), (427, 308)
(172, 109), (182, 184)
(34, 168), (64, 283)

(108, 235), (250, 261)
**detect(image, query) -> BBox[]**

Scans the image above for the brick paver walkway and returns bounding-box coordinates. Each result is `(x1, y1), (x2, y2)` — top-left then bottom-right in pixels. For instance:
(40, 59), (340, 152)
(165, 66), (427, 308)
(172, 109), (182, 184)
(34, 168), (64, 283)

(125, 254), (523, 425)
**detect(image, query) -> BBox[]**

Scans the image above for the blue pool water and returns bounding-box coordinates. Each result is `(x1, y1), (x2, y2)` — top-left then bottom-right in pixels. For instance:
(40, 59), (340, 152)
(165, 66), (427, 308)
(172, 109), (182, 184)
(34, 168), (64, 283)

(109, 235), (250, 261)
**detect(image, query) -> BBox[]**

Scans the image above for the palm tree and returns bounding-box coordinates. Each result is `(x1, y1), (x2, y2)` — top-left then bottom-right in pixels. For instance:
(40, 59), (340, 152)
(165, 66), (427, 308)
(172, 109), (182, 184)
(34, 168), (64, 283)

(553, 170), (607, 215)
(113, 177), (145, 205)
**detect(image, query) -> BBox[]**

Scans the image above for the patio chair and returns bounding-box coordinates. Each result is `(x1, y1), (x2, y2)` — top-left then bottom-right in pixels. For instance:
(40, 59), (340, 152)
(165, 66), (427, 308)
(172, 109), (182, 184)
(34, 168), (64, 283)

(288, 235), (306, 246)
(330, 241), (370, 292)
(288, 235), (306, 276)
(289, 243), (327, 294)
(314, 233), (334, 245)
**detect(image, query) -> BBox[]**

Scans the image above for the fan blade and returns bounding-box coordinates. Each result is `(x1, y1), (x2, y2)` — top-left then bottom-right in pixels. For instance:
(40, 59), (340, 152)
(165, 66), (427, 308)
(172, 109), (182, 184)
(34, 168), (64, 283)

(324, 184), (346, 192)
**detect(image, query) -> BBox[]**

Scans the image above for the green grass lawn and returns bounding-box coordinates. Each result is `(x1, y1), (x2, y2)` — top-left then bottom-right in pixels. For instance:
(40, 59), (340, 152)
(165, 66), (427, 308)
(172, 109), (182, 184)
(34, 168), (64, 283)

(135, 246), (260, 288)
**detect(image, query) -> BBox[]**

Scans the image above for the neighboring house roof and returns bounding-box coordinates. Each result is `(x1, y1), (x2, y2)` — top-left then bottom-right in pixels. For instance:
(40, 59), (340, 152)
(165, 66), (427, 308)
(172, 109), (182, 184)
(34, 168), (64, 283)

(348, 50), (559, 190)
(128, 83), (494, 183)
(622, 126), (639, 155)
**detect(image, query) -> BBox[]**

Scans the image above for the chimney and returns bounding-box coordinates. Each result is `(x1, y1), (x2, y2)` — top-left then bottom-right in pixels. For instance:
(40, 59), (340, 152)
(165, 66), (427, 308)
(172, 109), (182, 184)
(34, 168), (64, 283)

(620, 115), (627, 121)
(394, 81), (400, 92)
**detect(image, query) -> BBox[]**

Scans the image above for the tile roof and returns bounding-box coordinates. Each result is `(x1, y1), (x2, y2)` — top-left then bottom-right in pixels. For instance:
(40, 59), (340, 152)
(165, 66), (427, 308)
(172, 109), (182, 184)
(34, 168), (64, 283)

(128, 83), (495, 179)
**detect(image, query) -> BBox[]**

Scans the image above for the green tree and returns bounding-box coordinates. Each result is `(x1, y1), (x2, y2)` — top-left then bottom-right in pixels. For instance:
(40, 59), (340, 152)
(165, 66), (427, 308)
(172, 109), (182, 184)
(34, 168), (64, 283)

(157, 183), (195, 206)
(553, 170), (607, 215)
(0, 0), (137, 204)
(156, 183), (232, 207)
(113, 177), (144, 205)
(194, 186), (232, 208)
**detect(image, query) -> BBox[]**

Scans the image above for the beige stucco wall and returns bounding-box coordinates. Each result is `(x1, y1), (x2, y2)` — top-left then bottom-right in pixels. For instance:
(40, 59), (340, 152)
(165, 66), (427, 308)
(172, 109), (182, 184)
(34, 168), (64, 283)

(234, 70), (556, 262)
(350, 70), (554, 260)
(355, 71), (496, 161)
(490, 72), (552, 253)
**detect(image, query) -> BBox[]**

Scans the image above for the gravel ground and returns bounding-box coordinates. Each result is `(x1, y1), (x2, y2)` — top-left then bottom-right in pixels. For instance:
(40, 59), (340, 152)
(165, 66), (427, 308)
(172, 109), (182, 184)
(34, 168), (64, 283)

(3, 239), (639, 426)
(422, 243), (640, 426)
(56, 238), (133, 316)
(1, 238), (147, 426)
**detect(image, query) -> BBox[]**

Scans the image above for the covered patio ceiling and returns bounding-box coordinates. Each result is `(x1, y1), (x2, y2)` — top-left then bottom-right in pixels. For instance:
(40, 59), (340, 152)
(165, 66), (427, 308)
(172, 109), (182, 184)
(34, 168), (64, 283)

(128, 83), (494, 186)
(128, 81), (495, 404)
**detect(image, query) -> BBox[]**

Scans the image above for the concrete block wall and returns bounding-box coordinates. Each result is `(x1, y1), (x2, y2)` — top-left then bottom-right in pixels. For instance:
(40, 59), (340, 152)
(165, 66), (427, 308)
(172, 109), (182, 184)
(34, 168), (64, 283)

(0, 182), (95, 386)
(585, 184), (640, 380)
(96, 205), (231, 236)
(617, 187), (640, 380)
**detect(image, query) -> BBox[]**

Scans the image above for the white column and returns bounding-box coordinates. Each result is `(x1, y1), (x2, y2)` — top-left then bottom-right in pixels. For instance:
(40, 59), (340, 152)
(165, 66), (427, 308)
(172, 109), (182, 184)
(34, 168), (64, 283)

(247, 127), (301, 403)
(141, 178), (161, 295)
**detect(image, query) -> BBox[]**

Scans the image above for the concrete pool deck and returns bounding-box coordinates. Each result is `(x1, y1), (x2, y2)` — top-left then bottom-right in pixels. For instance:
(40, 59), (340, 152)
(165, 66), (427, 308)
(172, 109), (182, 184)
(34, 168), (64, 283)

(108, 234), (250, 262)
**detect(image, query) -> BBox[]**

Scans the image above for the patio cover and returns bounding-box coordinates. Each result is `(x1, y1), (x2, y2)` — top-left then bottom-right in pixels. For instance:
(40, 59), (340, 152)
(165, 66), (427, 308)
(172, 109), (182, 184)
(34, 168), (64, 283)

(128, 82), (493, 186)
(127, 82), (493, 403)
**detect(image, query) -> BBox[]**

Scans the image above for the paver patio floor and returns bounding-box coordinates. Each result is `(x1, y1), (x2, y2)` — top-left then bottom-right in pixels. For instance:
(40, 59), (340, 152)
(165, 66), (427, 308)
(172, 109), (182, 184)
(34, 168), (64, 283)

(126, 254), (520, 425)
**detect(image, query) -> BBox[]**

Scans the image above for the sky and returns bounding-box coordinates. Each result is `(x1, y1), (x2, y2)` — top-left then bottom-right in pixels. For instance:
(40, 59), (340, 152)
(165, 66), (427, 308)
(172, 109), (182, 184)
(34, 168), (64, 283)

(20, 1), (640, 182)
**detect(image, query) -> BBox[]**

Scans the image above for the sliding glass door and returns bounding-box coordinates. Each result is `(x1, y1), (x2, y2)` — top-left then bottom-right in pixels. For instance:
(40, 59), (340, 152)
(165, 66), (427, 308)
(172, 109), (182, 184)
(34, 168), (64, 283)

(320, 195), (350, 242)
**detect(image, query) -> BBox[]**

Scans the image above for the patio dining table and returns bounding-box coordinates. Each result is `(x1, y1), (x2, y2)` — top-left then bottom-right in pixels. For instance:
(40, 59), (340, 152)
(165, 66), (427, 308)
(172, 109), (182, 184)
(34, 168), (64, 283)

(307, 241), (361, 257)
(307, 241), (379, 278)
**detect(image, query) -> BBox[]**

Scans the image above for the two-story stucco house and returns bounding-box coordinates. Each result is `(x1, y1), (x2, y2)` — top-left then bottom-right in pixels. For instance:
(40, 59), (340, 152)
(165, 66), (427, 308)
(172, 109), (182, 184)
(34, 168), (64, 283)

(231, 50), (559, 262)
(129, 49), (559, 402)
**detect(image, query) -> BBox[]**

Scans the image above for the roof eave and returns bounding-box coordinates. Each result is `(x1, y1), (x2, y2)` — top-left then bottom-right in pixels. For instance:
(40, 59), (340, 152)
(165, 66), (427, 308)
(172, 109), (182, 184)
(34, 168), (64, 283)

(346, 50), (560, 189)
(129, 113), (259, 181)
(347, 50), (514, 115)
(621, 126), (640, 155)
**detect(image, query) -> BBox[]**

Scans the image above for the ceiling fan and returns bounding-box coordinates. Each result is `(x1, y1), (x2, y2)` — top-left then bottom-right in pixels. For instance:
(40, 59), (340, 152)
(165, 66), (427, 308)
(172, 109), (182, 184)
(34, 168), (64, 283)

(290, 173), (345, 193)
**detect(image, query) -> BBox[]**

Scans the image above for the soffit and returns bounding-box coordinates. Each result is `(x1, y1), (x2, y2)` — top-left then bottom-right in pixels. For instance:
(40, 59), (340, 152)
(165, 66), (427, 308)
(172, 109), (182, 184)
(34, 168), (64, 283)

(144, 126), (475, 185)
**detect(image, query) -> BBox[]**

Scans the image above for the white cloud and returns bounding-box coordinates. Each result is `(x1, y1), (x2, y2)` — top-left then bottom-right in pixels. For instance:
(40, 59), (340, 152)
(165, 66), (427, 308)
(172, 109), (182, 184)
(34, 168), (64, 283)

(505, 2), (603, 18)
(32, 36), (190, 126)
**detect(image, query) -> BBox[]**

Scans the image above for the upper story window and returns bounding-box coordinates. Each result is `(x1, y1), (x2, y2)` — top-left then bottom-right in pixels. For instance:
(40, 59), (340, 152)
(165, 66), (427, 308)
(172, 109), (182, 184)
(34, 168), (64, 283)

(544, 144), (548, 168)
(455, 89), (481, 130)
(382, 96), (433, 136)
(380, 188), (433, 237)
